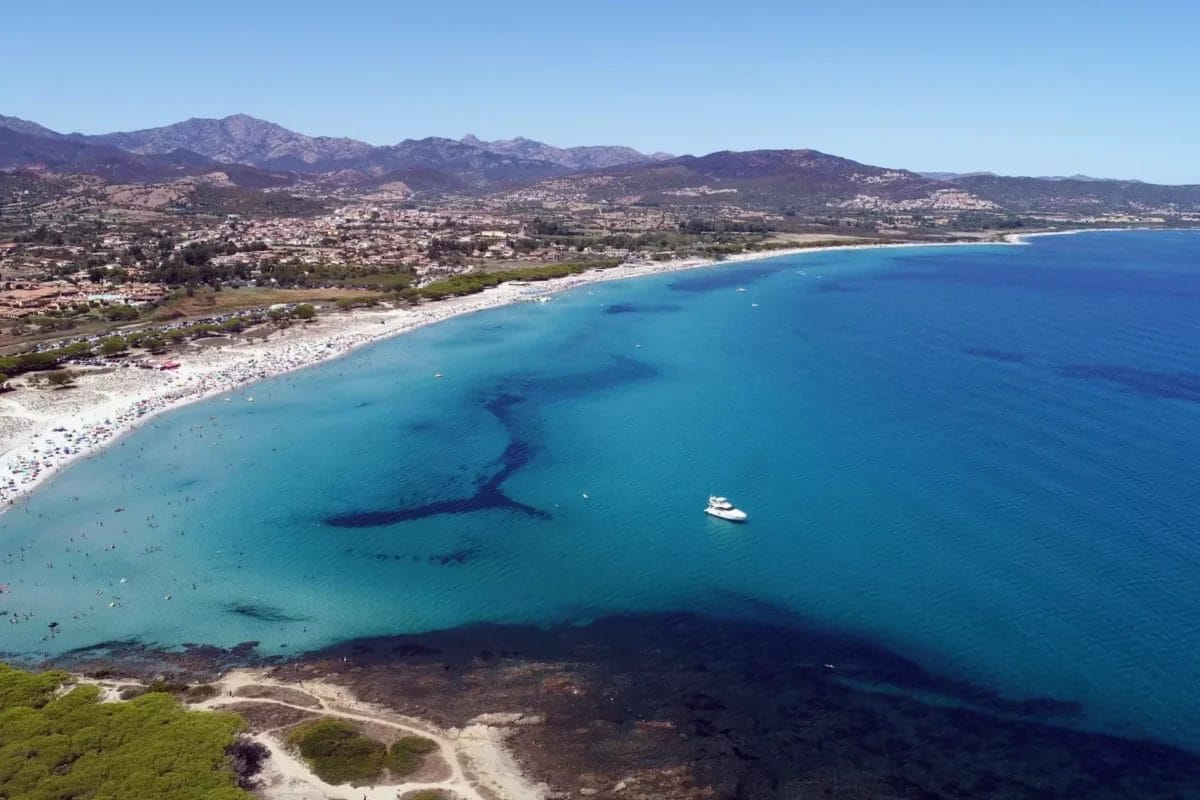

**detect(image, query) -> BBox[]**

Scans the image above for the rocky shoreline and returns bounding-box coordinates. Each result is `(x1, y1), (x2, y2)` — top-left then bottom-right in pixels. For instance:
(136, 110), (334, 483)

(44, 611), (1200, 800)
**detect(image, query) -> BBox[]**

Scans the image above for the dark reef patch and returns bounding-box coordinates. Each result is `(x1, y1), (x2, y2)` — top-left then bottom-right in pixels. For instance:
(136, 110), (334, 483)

(227, 603), (309, 624)
(282, 613), (1200, 800)
(603, 302), (682, 314)
(962, 346), (1029, 364)
(1058, 364), (1200, 402)
(324, 392), (547, 527)
(669, 265), (776, 293)
(0, 638), (147, 667)
(360, 547), (477, 565)
(324, 355), (657, 528)
(428, 548), (474, 565)
(40, 639), (274, 679)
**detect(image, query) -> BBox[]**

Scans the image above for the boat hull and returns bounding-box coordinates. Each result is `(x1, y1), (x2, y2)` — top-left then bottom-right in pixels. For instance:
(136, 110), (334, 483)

(705, 508), (747, 522)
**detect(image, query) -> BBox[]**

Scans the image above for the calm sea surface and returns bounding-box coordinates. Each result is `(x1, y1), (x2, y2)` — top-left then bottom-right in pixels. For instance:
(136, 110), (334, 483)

(3, 230), (1199, 751)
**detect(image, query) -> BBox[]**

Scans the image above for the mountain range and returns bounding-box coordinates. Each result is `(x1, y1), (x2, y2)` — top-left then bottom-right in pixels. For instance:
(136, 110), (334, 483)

(460, 133), (672, 171)
(83, 114), (376, 169)
(2, 112), (1199, 216)
(0, 114), (672, 189)
(528, 149), (974, 212)
(0, 125), (289, 187)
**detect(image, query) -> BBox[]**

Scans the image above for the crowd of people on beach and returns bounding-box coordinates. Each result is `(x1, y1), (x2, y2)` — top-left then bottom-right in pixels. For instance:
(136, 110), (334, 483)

(0, 282), (573, 510)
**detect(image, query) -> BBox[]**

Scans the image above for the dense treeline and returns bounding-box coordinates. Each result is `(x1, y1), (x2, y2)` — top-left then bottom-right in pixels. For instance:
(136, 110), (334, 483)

(530, 229), (757, 253)
(409, 259), (620, 300)
(951, 212), (1031, 231)
(0, 663), (252, 800)
(0, 308), (301, 382)
(679, 219), (770, 234)
(0, 342), (95, 379)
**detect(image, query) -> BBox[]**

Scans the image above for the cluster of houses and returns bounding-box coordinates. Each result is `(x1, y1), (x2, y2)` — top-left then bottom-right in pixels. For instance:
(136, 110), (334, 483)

(0, 280), (169, 318)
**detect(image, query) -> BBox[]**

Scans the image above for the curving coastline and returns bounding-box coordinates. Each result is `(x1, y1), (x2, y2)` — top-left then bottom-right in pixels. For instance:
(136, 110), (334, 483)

(0, 233), (1053, 509)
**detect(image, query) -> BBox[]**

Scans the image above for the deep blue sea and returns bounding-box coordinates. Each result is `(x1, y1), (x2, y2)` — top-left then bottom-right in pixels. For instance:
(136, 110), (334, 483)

(3, 230), (1200, 754)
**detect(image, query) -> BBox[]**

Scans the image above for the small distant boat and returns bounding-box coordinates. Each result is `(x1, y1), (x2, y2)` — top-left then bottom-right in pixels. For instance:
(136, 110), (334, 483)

(434, 372), (443, 379)
(705, 495), (747, 522)
(736, 287), (747, 293)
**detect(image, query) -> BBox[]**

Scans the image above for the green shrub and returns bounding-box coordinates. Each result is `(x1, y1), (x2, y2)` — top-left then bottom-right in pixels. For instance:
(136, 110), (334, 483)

(394, 735), (438, 754)
(99, 335), (128, 356)
(184, 684), (219, 703)
(102, 304), (140, 321)
(286, 718), (385, 785)
(43, 369), (76, 388)
(387, 734), (437, 776)
(387, 745), (421, 776)
(145, 679), (191, 695)
(401, 791), (450, 800)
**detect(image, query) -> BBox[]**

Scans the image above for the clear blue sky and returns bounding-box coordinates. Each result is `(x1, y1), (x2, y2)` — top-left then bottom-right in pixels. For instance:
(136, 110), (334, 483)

(4, 0), (1198, 183)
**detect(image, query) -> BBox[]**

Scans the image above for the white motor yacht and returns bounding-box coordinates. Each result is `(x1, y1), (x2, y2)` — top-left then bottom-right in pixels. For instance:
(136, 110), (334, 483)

(705, 495), (748, 522)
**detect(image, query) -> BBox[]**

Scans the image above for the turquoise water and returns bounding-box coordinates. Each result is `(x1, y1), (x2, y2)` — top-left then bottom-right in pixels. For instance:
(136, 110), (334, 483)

(3, 231), (1200, 751)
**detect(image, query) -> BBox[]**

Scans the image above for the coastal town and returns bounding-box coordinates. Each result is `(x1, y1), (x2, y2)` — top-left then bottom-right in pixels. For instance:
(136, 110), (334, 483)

(3, 188), (1184, 334)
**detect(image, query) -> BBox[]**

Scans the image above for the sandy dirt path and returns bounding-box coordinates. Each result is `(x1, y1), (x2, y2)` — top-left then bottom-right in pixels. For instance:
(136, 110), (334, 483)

(73, 667), (547, 800)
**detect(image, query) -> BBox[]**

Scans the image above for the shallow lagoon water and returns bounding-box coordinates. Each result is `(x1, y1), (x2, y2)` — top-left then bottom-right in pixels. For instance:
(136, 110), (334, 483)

(3, 230), (1200, 753)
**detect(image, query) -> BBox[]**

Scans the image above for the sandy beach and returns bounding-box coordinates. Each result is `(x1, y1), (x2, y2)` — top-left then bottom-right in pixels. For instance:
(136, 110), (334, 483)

(0, 235), (1027, 509)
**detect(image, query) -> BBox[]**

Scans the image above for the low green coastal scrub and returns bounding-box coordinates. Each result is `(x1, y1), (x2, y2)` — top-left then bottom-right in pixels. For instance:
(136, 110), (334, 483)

(387, 735), (438, 776)
(400, 790), (451, 800)
(286, 718), (386, 785)
(0, 663), (254, 800)
(412, 259), (621, 300)
(286, 719), (439, 784)
(395, 734), (438, 754)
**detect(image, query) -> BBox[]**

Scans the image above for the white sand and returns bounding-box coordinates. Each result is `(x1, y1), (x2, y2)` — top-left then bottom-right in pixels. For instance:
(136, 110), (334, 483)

(0, 236), (1025, 509)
